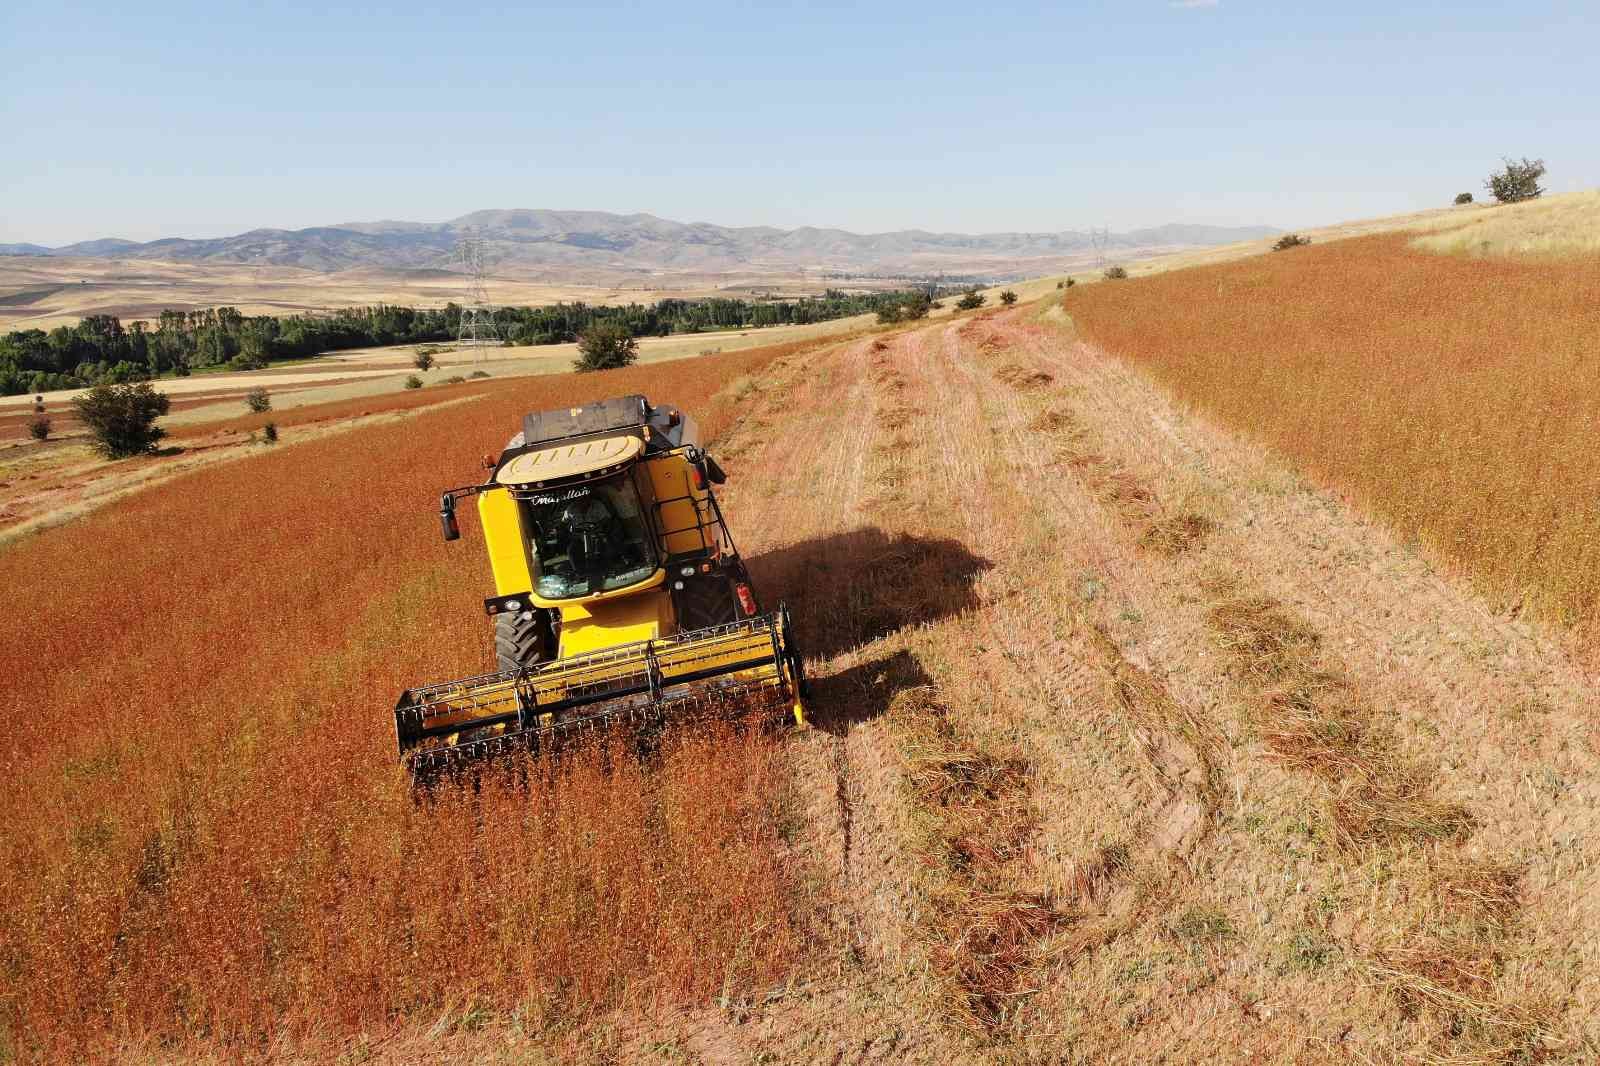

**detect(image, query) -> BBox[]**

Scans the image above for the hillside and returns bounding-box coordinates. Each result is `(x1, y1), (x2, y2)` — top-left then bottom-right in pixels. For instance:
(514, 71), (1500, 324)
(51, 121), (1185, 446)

(3, 209), (1278, 278)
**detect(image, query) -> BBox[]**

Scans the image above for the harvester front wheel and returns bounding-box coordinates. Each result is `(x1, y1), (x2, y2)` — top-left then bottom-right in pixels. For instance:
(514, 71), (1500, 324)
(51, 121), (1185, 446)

(495, 609), (551, 674)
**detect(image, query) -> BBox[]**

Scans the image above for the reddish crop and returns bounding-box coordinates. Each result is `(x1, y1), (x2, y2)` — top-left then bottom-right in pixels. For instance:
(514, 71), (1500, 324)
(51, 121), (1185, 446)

(1066, 234), (1600, 638)
(0, 347), (798, 1058)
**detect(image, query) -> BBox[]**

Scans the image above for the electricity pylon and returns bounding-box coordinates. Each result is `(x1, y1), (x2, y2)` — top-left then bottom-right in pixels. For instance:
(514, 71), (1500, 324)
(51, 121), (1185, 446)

(455, 231), (501, 361)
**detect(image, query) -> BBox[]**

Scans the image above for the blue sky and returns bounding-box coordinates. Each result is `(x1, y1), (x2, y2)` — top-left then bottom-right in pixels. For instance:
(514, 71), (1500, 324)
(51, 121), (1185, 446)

(4, 1), (1596, 244)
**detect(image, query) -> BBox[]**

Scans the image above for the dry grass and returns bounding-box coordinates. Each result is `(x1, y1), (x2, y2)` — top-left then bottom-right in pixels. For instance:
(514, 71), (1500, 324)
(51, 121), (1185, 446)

(1207, 597), (1323, 684)
(1409, 189), (1600, 258)
(0, 344), (805, 1059)
(1066, 232), (1600, 641)
(1197, 591), (1551, 1061)
(1138, 513), (1217, 556)
(893, 689), (1067, 1034)
(992, 363), (1054, 390)
(1021, 386), (1216, 557)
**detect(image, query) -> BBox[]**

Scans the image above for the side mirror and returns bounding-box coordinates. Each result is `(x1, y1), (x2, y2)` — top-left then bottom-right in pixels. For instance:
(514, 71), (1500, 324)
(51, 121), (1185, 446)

(703, 455), (728, 485)
(440, 494), (460, 542)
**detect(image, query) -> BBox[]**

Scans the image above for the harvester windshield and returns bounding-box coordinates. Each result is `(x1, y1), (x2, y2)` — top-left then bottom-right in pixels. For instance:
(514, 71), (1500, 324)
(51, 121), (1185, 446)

(522, 474), (656, 598)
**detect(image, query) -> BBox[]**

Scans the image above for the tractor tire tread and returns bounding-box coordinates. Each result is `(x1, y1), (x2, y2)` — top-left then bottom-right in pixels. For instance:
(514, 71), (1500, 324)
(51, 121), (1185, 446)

(495, 610), (548, 674)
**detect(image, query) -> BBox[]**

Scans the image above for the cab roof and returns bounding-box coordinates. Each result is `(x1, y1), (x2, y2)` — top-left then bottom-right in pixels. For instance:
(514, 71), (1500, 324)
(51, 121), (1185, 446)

(494, 433), (644, 486)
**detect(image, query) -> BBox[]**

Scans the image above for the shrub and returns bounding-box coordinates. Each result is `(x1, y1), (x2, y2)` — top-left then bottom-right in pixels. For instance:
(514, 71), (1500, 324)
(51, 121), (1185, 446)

(413, 350), (436, 372)
(403, 375), (423, 390)
(439, 375), (466, 385)
(1454, 192), (1474, 206)
(930, 300), (944, 310)
(27, 416), (50, 441)
(71, 382), (171, 458)
(999, 290), (1019, 306)
(227, 353), (267, 371)
(262, 422), (278, 444)
(876, 306), (902, 325)
(1065, 277), (1077, 288)
(1273, 234), (1311, 252)
(468, 370), (491, 379)
(244, 387), (272, 414)
(1104, 266), (1129, 280)
(573, 322), (639, 372)
(1056, 280), (1064, 290)
(1485, 157), (1545, 204)
(901, 293), (932, 320)
(956, 290), (986, 311)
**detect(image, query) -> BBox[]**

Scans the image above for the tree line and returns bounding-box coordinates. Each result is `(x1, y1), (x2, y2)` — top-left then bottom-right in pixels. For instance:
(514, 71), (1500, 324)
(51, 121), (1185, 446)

(0, 289), (929, 396)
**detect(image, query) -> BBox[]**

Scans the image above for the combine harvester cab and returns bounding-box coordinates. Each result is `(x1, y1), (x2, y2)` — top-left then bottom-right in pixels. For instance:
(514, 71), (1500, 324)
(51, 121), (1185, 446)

(395, 394), (806, 783)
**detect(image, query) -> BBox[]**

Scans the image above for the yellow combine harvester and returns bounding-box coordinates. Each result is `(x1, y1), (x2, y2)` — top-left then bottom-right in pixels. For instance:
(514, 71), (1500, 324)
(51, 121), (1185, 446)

(395, 394), (806, 782)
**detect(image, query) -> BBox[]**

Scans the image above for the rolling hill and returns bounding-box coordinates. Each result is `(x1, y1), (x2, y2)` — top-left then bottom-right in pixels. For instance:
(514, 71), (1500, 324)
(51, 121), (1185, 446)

(6, 210), (1278, 278)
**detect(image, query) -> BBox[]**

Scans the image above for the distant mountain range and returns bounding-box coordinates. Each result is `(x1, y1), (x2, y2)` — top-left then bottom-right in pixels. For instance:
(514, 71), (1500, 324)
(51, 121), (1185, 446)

(0, 210), (1280, 278)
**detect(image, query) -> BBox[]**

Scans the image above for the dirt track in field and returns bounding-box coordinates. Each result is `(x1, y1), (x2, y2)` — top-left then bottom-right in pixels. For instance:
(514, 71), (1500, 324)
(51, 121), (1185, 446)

(597, 305), (1600, 1063)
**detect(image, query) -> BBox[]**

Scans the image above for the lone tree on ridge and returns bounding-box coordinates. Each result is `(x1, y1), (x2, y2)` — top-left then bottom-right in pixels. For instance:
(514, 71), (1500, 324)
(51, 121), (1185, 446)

(1485, 157), (1546, 204)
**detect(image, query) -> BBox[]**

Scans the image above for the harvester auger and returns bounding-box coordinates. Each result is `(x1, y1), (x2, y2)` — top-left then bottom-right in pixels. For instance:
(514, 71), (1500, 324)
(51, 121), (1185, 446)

(395, 395), (807, 783)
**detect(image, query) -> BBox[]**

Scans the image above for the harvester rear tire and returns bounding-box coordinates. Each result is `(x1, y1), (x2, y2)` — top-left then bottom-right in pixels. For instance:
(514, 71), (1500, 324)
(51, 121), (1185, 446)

(495, 610), (550, 674)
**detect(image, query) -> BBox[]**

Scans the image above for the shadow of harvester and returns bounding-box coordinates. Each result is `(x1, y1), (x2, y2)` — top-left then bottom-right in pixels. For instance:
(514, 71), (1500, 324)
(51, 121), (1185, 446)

(747, 526), (992, 661)
(745, 527), (990, 735)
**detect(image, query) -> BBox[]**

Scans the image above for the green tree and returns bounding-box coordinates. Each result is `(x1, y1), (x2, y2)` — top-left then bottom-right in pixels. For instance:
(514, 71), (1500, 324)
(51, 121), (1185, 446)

(573, 321), (639, 372)
(956, 289), (986, 311)
(1104, 266), (1129, 280)
(245, 387), (271, 413)
(72, 382), (171, 458)
(1454, 192), (1474, 205)
(403, 374), (423, 389)
(1485, 157), (1545, 204)
(1272, 234), (1311, 251)
(999, 289), (1019, 305)
(27, 416), (50, 441)
(413, 349), (437, 372)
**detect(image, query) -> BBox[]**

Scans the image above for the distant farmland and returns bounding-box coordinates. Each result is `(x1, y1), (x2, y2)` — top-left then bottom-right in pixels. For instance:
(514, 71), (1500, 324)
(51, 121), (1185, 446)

(1066, 232), (1600, 643)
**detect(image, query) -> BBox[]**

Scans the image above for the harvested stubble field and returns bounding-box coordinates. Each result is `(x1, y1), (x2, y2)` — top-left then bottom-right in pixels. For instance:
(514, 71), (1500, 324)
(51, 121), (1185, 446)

(4, 275), (1600, 1063)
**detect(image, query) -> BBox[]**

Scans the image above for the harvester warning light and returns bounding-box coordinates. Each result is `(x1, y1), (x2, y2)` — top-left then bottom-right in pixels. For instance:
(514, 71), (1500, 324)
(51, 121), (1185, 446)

(736, 584), (757, 616)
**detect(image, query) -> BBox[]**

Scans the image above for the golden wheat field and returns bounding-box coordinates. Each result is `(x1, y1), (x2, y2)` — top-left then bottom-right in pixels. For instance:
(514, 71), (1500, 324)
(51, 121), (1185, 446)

(5, 227), (1600, 1064)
